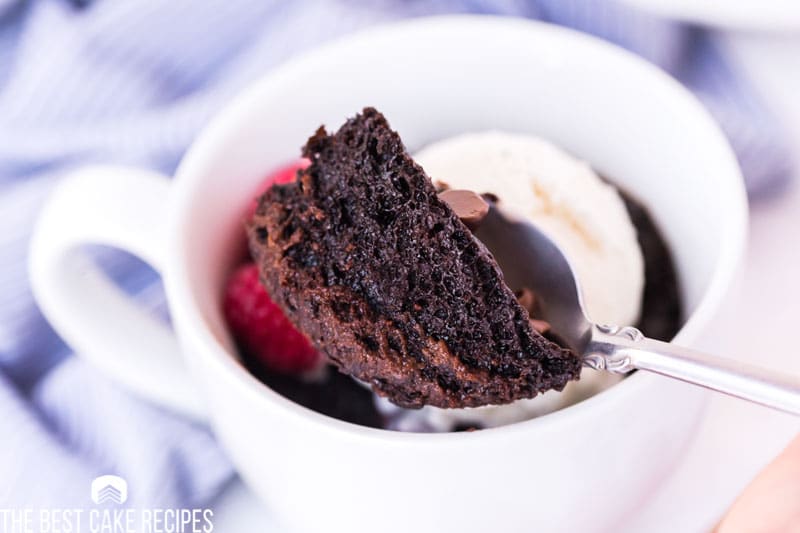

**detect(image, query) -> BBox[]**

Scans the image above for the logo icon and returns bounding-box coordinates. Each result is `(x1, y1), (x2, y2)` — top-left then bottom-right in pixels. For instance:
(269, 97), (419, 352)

(91, 475), (128, 504)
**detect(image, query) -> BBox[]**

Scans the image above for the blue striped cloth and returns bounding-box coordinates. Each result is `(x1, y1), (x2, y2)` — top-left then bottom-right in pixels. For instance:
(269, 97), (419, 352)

(0, 0), (793, 510)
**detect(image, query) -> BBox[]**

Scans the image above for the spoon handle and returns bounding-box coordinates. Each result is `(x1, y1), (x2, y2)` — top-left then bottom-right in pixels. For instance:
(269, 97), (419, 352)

(585, 325), (800, 416)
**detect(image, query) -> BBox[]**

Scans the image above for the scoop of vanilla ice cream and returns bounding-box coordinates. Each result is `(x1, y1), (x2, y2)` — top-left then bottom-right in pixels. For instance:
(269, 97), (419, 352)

(376, 132), (645, 432)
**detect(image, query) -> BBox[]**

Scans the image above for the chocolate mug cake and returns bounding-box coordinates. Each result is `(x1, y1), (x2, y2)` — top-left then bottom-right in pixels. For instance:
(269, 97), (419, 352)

(226, 108), (682, 430)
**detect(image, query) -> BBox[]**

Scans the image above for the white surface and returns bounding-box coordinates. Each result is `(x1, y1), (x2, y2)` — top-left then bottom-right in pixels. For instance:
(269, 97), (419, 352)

(621, 0), (800, 32)
(210, 31), (800, 533)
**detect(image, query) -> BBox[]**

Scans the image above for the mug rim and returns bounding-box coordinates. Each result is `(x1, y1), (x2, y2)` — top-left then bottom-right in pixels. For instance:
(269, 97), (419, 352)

(166, 15), (749, 443)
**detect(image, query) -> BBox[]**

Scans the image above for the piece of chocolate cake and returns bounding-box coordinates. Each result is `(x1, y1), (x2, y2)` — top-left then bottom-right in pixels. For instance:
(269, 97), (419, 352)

(247, 108), (581, 409)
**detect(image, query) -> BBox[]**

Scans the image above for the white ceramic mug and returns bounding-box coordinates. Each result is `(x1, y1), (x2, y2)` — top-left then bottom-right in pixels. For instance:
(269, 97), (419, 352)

(29, 16), (747, 533)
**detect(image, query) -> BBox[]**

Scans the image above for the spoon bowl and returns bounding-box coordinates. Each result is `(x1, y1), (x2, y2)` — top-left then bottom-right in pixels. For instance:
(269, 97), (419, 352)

(478, 204), (800, 415)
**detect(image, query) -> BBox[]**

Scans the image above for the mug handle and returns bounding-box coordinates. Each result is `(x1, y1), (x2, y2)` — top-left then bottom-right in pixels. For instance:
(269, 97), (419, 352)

(29, 166), (205, 419)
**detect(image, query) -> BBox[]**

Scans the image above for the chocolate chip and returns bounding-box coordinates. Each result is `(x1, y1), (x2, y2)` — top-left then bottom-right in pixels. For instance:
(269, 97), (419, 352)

(438, 189), (490, 230)
(481, 192), (499, 204)
(529, 318), (551, 334)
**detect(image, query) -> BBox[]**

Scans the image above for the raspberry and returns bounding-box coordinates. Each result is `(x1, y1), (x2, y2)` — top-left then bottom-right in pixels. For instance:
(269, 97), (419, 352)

(271, 158), (310, 185)
(224, 263), (321, 374)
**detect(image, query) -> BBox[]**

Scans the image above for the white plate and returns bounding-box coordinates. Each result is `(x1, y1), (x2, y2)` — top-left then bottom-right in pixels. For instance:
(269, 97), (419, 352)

(621, 0), (800, 32)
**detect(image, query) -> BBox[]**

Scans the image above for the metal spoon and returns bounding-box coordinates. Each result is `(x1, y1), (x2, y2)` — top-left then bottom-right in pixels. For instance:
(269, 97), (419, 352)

(475, 206), (800, 415)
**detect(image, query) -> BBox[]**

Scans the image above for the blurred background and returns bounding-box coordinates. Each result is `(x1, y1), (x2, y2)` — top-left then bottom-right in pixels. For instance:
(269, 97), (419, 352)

(1, 1), (799, 531)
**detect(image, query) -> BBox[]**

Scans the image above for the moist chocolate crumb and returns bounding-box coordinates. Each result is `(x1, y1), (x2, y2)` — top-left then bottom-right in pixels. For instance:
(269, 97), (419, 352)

(243, 186), (683, 427)
(248, 108), (581, 409)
